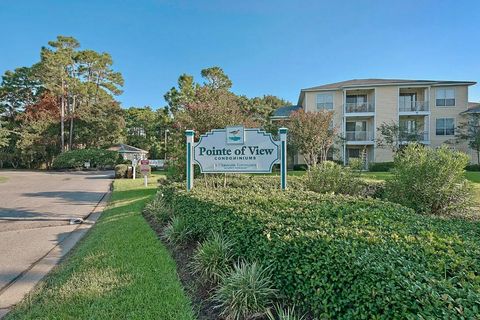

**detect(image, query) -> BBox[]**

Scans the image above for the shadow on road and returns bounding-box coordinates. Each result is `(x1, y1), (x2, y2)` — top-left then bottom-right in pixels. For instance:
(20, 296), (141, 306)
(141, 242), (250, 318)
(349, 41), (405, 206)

(22, 191), (106, 203)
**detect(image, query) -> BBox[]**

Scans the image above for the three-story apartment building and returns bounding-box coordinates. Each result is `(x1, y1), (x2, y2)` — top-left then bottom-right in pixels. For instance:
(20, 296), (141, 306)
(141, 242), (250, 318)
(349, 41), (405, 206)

(271, 79), (477, 166)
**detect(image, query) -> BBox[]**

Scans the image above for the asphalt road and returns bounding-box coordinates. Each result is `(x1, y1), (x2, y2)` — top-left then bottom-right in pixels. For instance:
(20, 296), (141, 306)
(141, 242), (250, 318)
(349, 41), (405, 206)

(0, 170), (112, 296)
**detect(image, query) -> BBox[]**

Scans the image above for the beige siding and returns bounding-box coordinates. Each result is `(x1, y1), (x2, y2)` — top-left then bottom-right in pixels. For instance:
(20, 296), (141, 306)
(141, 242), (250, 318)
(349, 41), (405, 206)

(374, 86), (398, 162)
(429, 86), (472, 158)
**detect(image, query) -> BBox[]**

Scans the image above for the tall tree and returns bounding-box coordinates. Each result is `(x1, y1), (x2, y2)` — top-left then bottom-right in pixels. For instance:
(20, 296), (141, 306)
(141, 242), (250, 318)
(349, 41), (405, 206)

(39, 36), (79, 151)
(248, 94), (291, 124)
(0, 35), (125, 168)
(200, 66), (232, 90)
(289, 109), (337, 168)
(124, 106), (169, 158)
(454, 114), (480, 164)
(164, 74), (197, 115)
(0, 66), (42, 121)
(39, 36), (124, 151)
(376, 121), (424, 153)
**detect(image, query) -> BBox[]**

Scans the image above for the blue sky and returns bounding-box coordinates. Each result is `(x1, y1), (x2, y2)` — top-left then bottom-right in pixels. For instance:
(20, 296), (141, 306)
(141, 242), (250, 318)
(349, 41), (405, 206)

(1, 0), (479, 107)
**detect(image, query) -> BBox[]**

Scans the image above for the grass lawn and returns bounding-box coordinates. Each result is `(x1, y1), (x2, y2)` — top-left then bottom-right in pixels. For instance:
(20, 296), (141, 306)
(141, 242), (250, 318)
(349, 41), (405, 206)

(0, 176), (7, 183)
(6, 173), (194, 320)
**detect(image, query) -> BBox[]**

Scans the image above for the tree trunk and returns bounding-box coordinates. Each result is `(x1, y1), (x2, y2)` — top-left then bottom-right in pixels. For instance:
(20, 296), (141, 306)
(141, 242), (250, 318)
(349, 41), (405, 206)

(60, 94), (65, 152)
(69, 95), (76, 150)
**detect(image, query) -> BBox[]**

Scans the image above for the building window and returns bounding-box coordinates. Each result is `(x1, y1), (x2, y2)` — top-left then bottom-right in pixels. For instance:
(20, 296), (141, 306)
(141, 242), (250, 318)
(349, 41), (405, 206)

(400, 119), (417, 133)
(436, 118), (455, 136)
(346, 94), (367, 104)
(436, 88), (455, 107)
(346, 121), (367, 132)
(348, 148), (360, 159)
(399, 93), (417, 111)
(316, 93), (333, 110)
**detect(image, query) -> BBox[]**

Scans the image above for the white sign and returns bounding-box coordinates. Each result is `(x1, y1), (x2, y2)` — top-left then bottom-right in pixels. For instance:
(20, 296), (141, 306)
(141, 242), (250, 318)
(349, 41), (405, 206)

(193, 127), (279, 173)
(148, 159), (165, 168)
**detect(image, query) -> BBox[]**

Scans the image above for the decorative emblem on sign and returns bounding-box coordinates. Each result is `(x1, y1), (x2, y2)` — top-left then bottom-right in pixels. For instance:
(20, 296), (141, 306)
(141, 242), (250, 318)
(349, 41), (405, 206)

(226, 126), (245, 144)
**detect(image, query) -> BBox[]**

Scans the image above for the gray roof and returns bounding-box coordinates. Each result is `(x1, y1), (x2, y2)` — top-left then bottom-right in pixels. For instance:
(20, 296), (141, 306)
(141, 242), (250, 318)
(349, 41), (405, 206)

(271, 105), (302, 118)
(108, 143), (148, 153)
(462, 102), (480, 114)
(302, 78), (476, 91)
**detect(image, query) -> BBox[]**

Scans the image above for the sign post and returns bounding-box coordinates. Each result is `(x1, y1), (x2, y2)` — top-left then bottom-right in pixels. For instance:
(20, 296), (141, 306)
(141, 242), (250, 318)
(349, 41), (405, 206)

(185, 130), (195, 191)
(140, 160), (150, 187)
(279, 127), (288, 190)
(132, 158), (138, 179)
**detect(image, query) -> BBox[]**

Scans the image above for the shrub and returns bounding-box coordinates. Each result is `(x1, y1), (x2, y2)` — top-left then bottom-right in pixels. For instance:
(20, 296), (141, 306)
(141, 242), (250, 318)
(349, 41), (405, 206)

(212, 261), (276, 320)
(114, 164), (128, 179)
(384, 144), (473, 216)
(305, 161), (363, 195)
(368, 161), (394, 172)
(292, 164), (307, 171)
(143, 194), (171, 225)
(191, 233), (234, 283)
(135, 164), (152, 177)
(266, 305), (306, 320)
(162, 216), (192, 246)
(161, 176), (480, 319)
(348, 158), (364, 171)
(360, 179), (386, 198)
(465, 164), (480, 171)
(52, 149), (119, 169)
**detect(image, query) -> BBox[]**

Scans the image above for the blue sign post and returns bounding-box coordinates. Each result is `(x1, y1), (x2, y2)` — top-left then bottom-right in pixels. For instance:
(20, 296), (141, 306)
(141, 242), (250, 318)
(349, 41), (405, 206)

(279, 127), (288, 190)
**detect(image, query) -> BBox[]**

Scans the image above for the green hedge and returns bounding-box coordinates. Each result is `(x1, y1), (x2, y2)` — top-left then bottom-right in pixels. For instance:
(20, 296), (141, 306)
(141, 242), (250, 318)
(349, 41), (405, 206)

(369, 161), (394, 172)
(52, 149), (119, 169)
(114, 164), (128, 178)
(465, 164), (480, 171)
(160, 177), (480, 319)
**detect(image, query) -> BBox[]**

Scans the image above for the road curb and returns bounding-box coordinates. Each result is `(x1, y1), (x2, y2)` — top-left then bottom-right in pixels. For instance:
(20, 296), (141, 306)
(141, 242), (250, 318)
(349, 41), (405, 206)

(0, 185), (112, 318)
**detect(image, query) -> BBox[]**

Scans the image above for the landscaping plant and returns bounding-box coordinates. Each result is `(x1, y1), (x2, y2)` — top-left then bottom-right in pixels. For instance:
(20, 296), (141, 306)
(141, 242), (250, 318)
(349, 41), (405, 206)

(191, 232), (234, 284)
(212, 261), (276, 320)
(266, 305), (306, 320)
(162, 216), (192, 246)
(160, 176), (480, 319)
(368, 161), (394, 172)
(305, 161), (363, 195)
(114, 164), (128, 178)
(385, 143), (473, 216)
(52, 149), (119, 169)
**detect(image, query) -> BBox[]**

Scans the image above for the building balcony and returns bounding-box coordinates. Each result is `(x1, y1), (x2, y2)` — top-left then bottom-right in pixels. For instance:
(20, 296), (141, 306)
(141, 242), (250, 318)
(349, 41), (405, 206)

(399, 101), (430, 114)
(345, 131), (374, 144)
(399, 131), (430, 144)
(344, 102), (375, 114)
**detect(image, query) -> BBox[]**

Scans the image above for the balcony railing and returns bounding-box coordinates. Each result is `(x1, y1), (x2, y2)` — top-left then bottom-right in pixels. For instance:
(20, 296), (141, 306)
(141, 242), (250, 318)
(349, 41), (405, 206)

(399, 101), (429, 112)
(346, 131), (374, 141)
(345, 102), (375, 113)
(399, 131), (429, 142)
